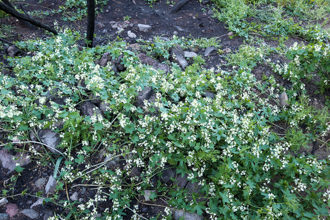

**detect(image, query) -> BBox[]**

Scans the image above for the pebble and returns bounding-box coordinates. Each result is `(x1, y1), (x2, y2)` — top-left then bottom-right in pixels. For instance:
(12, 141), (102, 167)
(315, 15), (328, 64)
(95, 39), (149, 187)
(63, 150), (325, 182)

(70, 192), (79, 201)
(21, 209), (39, 219)
(45, 176), (57, 194)
(0, 213), (9, 220)
(143, 190), (155, 201)
(0, 198), (8, 207)
(138, 24), (152, 32)
(127, 31), (137, 38)
(35, 178), (47, 189)
(173, 210), (202, 220)
(204, 46), (216, 56)
(184, 51), (198, 58)
(279, 92), (288, 106)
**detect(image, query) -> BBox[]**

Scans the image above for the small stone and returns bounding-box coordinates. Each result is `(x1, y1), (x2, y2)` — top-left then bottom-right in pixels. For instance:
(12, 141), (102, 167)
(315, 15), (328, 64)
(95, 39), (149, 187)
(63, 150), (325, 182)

(0, 198), (8, 207)
(184, 51), (198, 58)
(279, 92), (288, 106)
(161, 168), (176, 184)
(175, 174), (188, 188)
(6, 46), (19, 57)
(127, 31), (137, 38)
(43, 210), (53, 220)
(35, 178), (47, 189)
(228, 32), (233, 36)
(143, 190), (155, 201)
(223, 48), (232, 53)
(30, 198), (43, 209)
(0, 213), (9, 220)
(99, 102), (110, 114)
(45, 176), (57, 194)
(136, 87), (155, 108)
(173, 210), (202, 220)
(96, 22), (105, 29)
(79, 101), (102, 117)
(38, 129), (61, 154)
(172, 46), (188, 69)
(129, 167), (141, 177)
(0, 150), (31, 174)
(21, 209), (39, 219)
(203, 91), (215, 99)
(175, 26), (184, 32)
(185, 182), (201, 194)
(204, 46), (216, 56)
(129, 43), (141, 51)
(5, 203), (18, 218)
(138, 24), (152, 32)
(138, 53), (169, 73)
(99, 52), (110, 67)
(70, 192), (79, 201)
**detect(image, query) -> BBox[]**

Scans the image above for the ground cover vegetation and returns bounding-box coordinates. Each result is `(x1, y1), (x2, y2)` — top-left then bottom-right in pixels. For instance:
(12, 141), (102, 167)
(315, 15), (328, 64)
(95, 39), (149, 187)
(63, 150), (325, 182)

(0, 0), (329, 219)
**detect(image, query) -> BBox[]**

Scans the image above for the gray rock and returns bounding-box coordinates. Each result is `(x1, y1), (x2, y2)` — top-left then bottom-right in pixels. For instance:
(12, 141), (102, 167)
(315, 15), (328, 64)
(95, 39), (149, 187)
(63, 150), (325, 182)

(99, 102), (110, 114)
(176, 174), (188, 188)
(30, 198), (43, 209)
(0, 213), (8, 220)
(0, 150), (31, 174)
(104, 154), (121, 169)
(138, 24), (152, 32)
(279, 92), (288, 106)
(185, 182), (201, 194)
(113, 55), (126, 72)
(175, 26), (185, 32)
(96, 22), (105, 29)
(99, 52), (110, 67)
(184, 51), (198, 58)
(127, 30), (137, 38)
(70, 192), (79, 201)
(21, 209), (39, 219)
(6, 46), (19, 57)
(35, 178), (46, 190)
(80, 101), (102, 117)
(5, 203), (18, 218)
(161, 168), (176, 184)
(45, 176), (57, 194)
(223, 48), (232, 53)
(204, 46), (216, 56)
(136, 87), (155, 108)
(129, 167), (141, 177)
(43, 210), (53, 220)
(173, 210), (202, 220)
(203, 91), (215, 99)
(143, 190), (155, 201)
(172, 46), (188, 69)
(138, 53), (169, 73)
(0, 198), (8, 207)
(38, 130), (61, 154)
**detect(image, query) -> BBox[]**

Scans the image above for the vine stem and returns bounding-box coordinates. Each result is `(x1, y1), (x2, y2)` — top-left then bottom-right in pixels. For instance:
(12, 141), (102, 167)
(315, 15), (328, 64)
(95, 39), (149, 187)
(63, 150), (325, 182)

(0, 140), (65, 156)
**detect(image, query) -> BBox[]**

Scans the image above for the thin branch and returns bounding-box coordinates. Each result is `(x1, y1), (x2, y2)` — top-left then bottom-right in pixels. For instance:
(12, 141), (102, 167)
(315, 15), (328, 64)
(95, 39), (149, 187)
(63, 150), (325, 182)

(0, 37), (14, 45)
(0, 1), (57, 35)
(170, 0), (190, 14)
(0, 141), (65, 156)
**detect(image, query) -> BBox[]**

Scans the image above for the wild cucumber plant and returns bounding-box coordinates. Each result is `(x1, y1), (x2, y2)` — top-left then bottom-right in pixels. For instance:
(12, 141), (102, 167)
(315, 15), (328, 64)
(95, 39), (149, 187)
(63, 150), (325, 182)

(1, 30), (328, 219)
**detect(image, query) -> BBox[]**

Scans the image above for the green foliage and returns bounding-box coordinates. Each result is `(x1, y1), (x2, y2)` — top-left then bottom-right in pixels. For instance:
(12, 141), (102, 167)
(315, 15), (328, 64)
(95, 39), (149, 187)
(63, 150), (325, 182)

(1, 31), (328, 219)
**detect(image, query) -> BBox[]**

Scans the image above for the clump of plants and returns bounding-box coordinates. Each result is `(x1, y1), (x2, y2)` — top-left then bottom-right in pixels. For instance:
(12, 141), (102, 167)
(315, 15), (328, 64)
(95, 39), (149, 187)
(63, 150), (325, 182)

(0, 30), (328, 219)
